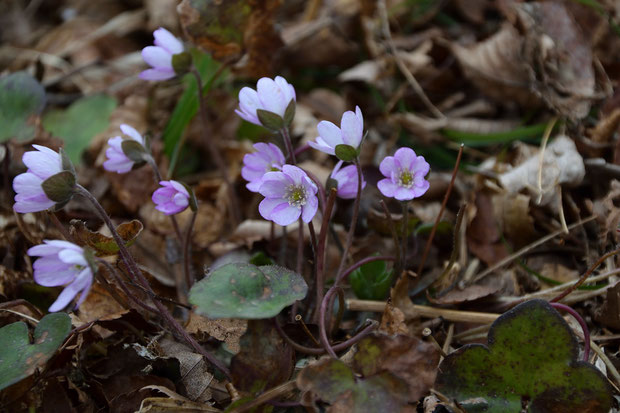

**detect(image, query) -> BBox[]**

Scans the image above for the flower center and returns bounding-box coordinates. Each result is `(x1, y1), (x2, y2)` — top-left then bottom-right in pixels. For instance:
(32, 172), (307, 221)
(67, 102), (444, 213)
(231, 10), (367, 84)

(285, 185), (307, 208)
(398, 170), (414, 188)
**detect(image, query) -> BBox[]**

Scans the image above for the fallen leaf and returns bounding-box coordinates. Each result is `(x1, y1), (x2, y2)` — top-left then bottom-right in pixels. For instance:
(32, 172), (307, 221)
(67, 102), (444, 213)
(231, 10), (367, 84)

(185, 313), (247, 354)
(353, 334), (440, 402)
(230, 319), (293, 396)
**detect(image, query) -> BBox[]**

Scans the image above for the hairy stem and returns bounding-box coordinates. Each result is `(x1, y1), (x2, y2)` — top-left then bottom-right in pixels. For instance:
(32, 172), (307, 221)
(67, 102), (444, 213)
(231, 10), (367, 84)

(313, 188), (337, 323)
(280, 126), (296, 164)
(76, 184), (231, 378)
(401, 201), (409, 271)
(184, 210), (197, 286)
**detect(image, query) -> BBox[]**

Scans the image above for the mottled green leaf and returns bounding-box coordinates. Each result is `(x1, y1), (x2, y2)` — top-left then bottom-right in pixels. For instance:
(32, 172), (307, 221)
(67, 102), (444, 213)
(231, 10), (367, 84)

(0, 72), (46, 141)
(0, 313), (71, 390)
(43, 94), (117, 164)
(296, 357), (411, 412)
(189, 263), (307, 319)
(435, 299), (612, 413)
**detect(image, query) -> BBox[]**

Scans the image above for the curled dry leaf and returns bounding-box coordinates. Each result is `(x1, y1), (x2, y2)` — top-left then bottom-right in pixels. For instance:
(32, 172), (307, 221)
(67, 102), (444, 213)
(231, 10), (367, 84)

(185, 312), (247, 354)
(178, 0), (283, 76)
(158, 337), (215, 403)
(498, 135), (585, 206)
(452, 2), (603, 119)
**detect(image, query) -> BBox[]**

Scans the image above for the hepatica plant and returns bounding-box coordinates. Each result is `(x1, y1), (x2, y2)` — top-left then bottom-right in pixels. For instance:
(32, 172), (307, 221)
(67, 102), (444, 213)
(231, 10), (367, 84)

(7, 24), (442, 399)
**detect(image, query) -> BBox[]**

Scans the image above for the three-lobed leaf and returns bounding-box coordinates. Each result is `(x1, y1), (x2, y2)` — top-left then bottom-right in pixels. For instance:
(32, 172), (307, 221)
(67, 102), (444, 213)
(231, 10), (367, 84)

(435, 299), (612, 412)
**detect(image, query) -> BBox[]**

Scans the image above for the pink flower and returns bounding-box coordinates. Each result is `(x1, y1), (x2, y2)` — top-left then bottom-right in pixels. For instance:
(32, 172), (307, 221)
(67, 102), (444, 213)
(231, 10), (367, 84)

(28, 240), (94, 312)
(152, 180), (190, 215)
(309, 106), (364, 156)
(235, 76), (296, 126)
(331, 161), (366, 199)
(13, 145), (63, 213)
(378, 147), (430, 201)
(258, 165), (318, 226)
(140, 28), (185, 81)
(103, 124), (146, 174)
(242, 142), (286, 192)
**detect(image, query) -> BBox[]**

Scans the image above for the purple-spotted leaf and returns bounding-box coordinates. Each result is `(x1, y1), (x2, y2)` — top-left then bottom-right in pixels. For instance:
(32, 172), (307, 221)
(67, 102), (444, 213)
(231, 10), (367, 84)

(189, 263), (307, 319)
(435, 299), (612, 412)
(0, 313), (71, 390)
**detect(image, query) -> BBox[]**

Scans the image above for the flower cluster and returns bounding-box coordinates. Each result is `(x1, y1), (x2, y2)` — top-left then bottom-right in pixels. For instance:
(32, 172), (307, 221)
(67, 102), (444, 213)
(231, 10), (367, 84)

(10, 26), (433, 316)
(236, 76), (430, 225)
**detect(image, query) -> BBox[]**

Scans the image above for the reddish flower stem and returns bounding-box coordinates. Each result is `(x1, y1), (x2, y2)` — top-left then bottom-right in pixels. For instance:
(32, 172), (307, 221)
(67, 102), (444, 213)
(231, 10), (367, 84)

(416, 143), (463, 276)
(549, 302), (590, 362)
(312, 188), (337, 323)
(76, 184), (231, 379)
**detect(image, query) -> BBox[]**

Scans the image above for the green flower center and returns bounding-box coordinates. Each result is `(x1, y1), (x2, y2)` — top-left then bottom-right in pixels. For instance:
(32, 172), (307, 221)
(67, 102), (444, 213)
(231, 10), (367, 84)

(398, 170), (414, 188)
(286, 185), (307, 208)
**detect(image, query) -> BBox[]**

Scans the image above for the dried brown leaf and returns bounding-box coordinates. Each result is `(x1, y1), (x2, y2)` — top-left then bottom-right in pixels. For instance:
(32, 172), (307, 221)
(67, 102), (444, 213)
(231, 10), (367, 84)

(185, 313), (247, 354)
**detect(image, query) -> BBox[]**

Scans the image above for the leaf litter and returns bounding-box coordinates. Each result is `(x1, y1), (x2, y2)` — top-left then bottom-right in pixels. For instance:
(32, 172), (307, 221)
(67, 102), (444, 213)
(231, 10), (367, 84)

(1, 0), (620, 412)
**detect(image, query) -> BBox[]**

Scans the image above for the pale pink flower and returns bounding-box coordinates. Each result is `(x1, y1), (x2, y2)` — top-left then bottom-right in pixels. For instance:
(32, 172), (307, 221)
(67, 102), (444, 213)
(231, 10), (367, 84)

(235, 76), (296, 126)
(103, 124), (146, 174)
(28, 240), (94, 312)
(140, 28), (184, 81)
(258, 165), (318, 226)
(377, 147), (430, 201)
(13, 145), (63, 213)
(152, 180), (190, 215)
(331, 161), (366, 199)
(242, 142), (286, 192)
(309, 106), (364, 156)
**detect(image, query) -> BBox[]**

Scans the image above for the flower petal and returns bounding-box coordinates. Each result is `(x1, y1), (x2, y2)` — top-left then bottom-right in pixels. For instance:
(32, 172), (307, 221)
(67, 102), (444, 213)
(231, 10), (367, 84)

(22, 146), (61, 179)
(301, 195), (318, 222)
(120, 124), (144, 144)
(394, 147), (416, 171)
(257, 77), (287, 116)
(142, 46), (172, 69)
(377, 179), (398, 198)
(153, 27), (184, 54)
(139, 68), (175, 81)
(316, 121), (343, 148)
(379, 156), (396, 178)
(340, 109), (363, 148)
(270, 203), (301, 226)
(259, 198), (287, 222)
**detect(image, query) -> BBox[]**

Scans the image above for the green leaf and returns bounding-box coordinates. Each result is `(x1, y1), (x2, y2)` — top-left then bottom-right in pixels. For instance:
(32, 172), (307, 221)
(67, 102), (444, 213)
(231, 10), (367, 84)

(189, 263), (307, 319)
(0, 313), (71, 390)
(256, 109), (284, 131)
(41, 170), (76, 203)
(43, 94), (117, 164)
(0, 72), (46, 142)
(296, 357), (410, 412)
(350, 258), (393, 301)
(164, 50), (221, 176)
(442, 122), (553, 147)
(335, 144), (358, 162)
(435, 299), (612, 413)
